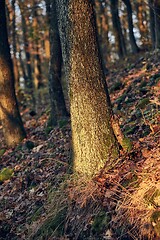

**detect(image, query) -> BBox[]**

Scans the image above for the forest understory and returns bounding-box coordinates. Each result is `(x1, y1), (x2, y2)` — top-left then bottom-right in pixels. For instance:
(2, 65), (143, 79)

(0, 51), (160, 240)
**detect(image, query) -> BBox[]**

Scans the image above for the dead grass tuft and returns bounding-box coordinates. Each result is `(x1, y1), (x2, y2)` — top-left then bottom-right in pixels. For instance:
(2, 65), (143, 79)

(28, 174), (106, 240)
(109, 145), (160, 239)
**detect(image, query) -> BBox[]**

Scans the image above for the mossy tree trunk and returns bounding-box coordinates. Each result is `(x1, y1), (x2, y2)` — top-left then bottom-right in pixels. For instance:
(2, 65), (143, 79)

(45, 0), (69, 127)
(0, 0), (26, 147)
(56, 0), (119, 177)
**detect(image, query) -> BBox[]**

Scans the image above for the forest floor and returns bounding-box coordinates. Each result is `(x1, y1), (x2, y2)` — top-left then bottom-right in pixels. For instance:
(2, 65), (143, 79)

(0, 50), (160, 240)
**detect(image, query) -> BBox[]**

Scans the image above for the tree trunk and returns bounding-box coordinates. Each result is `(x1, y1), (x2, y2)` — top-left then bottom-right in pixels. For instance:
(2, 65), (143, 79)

(136, 0), (149, 47)
(17, 35), (28, 87)
(122, 0), (139, 53)
(110, 0), (127, 58)
(46, 0), (69, 126)
(0, 0), (26, 147)
(149, 0), (156, 48)
(18, 1), (34, 92)
(11, 0), (20, 92)
(32, 0), (43, 90)
(56, 0), (119, 177)
(154, 0), (160, 49)
(95, 1), (111, 63)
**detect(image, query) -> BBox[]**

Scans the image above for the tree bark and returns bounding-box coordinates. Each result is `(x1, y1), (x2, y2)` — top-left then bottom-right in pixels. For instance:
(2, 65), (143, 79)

(122, 0), (139, 53)
(45, 0), (69, 126)
(56, 0), (119, 177)
(154, 0), (160, 49)
(94, 1), (111, 63)
(16, 35), (28, 86)
(11, 0), (20, 92)
(18, 0), (34, 91)
(110, 0), (127, 58)
(136, 0), (149, 47)
(149, 0), (156, 48)
(32, 0), (43, 90)
(0, 0), (26, 147)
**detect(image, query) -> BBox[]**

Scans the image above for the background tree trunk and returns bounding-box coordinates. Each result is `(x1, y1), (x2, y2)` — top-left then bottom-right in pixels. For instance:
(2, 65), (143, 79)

(149, 0), (156, 48)
(110, 0), (127, 58)
(0, 0), (26, 147)
(56, 0), (119, 177)
(45, 0), (69, 126)
(18, 1), (34, 95)
(154, 0), (160, 49)
(122, 0), (139, 53)
(32, 0), (43, 90)
(11, 0), (20, 92)
(135, 0), (149, 47)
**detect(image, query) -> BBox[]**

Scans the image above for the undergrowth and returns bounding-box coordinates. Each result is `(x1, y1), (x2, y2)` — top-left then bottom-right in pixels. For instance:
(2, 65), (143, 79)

(29, 137), (160, 240)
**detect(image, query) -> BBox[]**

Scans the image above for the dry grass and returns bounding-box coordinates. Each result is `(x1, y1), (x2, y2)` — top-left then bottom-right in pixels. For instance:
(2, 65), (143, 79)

(110, 145), (160, 239)
(28, 174), (105, 240)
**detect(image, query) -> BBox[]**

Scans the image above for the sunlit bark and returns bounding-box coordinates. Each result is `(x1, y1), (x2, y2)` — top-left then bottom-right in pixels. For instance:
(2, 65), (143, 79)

(56, 0), (119, 177)
(0, 0), (26, 147)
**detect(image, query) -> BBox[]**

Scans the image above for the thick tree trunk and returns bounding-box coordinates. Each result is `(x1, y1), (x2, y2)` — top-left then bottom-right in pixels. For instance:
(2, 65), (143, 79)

(110, 0), (127, 58)
(46, 0), (69, 126)
(56, 0), (119, 177)
(122, 0), (139, 53)
(0, 0), (26, 147)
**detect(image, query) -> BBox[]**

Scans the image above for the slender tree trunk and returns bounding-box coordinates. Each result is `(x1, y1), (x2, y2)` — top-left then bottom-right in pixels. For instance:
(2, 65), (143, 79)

(56, 0), (119, 177)
(136, 0), (149, 46)
(102, 4), (111, 62)
(95, 1), (111, 63)
(0, 0), (26, 147)
(149, 0), (156, 48)
(154, 0), (160, 49)
(122, 0), (139, 53)
(18, 1), (34, 93)
(45, 0), (69, 126)
(110, 0), (127, 58)
(31, 0), (44, 112)
(11, 0), (20, 92)
(16, 35), (28, 86)
(21, 15), (32, 88)
(32, 0), (43, 90)
(44, 30), (50, 59)
(121, 7), (128, 46)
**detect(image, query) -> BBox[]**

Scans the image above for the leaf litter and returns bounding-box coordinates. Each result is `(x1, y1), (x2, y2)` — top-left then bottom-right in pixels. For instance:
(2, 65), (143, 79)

(0, 51), (159, 239)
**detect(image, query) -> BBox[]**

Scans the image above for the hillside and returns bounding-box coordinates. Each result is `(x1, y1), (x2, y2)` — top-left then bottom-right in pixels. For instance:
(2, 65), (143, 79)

(0, 50), (159, 240)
